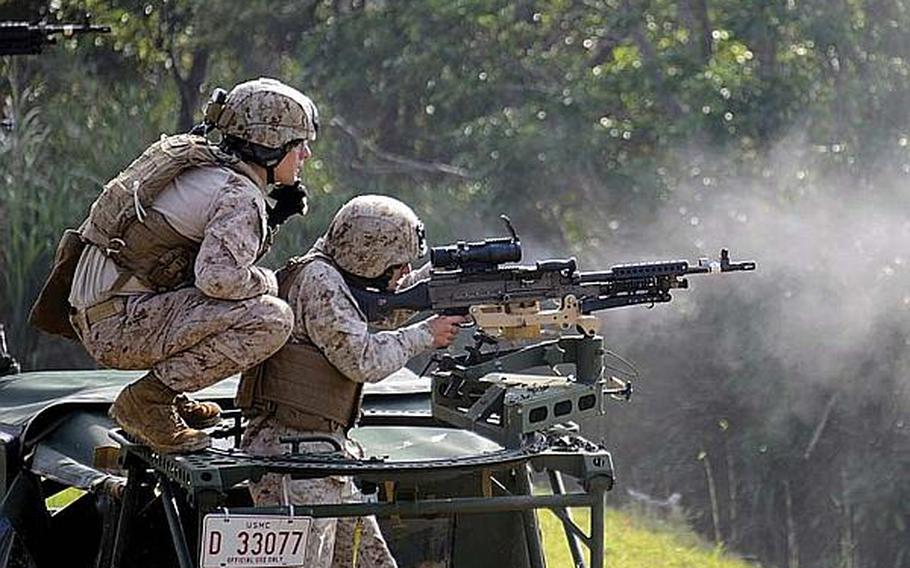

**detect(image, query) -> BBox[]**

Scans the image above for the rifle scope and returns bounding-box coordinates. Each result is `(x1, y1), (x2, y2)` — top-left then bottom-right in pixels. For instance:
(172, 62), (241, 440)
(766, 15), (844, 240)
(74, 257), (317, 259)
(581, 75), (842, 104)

(431, 238), (522, 270)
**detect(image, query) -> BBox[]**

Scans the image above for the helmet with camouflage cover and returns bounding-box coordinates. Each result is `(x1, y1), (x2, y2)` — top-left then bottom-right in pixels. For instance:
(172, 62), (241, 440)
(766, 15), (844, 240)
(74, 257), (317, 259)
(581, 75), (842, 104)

(203, 77), (318, 167)
(324, 195), (427, 279)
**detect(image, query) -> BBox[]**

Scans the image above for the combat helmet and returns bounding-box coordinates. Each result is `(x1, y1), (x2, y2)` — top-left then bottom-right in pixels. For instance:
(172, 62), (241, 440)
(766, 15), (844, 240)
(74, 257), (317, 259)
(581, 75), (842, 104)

(202, 77), (318, 172)
(323, 195), (427, 281)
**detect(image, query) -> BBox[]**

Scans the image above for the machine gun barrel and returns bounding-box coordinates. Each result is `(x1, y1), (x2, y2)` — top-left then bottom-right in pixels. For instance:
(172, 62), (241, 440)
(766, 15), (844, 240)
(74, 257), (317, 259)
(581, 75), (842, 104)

(0, 21), (111, 55)
(576, 260), (690, 283)
(349, 247), (756, 331)
(578, 249), (755, 283)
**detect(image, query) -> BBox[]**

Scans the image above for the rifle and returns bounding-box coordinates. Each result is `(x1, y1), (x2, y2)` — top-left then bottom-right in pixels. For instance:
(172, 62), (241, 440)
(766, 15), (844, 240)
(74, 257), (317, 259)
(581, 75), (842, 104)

(350, 216), (756, 340)
(0, 19), (110, 56)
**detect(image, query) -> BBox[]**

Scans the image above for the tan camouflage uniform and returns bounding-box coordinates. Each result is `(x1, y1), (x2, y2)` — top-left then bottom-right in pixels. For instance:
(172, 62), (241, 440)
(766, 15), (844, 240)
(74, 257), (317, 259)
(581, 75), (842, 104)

(243, 236), (434, 568)
(244, 418), (396, 568)
(71, 165), (293, 393)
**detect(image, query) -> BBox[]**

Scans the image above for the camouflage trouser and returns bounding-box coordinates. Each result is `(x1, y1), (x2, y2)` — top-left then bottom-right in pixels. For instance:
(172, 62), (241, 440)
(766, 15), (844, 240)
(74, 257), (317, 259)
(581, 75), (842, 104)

(72, 287), (293, 392)
(242, 416), (397, 568)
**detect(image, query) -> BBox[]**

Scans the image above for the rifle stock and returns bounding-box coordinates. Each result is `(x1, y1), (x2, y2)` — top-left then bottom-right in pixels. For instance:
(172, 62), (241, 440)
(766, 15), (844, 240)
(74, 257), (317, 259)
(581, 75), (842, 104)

(352, 281), (433, 321)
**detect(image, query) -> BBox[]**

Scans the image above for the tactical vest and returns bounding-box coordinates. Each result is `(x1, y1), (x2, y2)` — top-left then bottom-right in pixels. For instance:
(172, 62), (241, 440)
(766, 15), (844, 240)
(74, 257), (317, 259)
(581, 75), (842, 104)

(236, 256), (364, 432)
(29, 133), (264, 338)
(82, 133), (264, 291)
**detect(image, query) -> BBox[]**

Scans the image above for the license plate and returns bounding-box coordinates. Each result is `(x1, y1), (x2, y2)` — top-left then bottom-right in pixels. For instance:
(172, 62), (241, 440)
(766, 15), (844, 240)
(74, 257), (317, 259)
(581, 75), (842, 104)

(200, 514), (311, 567)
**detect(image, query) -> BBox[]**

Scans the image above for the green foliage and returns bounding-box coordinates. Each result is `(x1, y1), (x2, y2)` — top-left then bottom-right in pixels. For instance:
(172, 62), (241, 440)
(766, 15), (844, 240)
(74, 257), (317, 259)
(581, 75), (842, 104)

(0, 61), (94, 368)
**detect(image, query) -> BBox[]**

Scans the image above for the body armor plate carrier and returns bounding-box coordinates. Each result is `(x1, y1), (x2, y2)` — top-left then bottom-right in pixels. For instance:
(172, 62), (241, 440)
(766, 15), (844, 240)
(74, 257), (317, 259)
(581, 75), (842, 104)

(236, 256), (363, 432)
(29, 133), (262, 338)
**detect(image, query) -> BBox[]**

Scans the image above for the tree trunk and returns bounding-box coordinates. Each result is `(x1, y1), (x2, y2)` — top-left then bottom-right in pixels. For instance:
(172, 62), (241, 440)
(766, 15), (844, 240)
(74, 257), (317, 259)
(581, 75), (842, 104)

(700, 451), (722, 543)
(784, 480), (799, 568)
(724, 437), (738, 544)
(172, 47), (210, 133)
(840, 468), (856, 568)
(755, 6), (778, 82)
(679, 0), (712, 63)
(629, 25), (684, 117)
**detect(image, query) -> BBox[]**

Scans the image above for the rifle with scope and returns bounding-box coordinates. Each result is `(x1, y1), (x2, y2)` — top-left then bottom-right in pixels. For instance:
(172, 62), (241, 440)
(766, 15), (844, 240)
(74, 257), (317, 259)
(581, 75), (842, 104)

(0, 19), (110, 56)
(349, 216), (756, 339)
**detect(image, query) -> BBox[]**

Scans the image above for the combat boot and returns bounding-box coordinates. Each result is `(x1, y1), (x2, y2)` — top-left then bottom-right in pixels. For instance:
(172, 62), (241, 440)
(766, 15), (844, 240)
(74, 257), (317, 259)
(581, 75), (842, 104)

(109, 373), (210, 453)
(175, 394), (222, 429)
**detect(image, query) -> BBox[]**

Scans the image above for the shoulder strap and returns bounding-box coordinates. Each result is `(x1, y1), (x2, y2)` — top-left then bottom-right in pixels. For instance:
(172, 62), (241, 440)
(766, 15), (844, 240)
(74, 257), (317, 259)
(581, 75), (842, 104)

(80, 133), (262, 250)
(276, 252), (335, 300)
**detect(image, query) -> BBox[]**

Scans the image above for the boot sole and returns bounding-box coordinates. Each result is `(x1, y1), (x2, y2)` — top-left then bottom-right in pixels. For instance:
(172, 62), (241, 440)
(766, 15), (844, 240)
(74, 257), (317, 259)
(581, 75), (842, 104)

(108, 406), (211, 454)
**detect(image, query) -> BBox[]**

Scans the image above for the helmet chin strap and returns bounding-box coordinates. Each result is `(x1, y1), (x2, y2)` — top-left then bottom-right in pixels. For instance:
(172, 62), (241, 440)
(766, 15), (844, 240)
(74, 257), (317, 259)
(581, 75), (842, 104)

(338, 266), (395, 292)
(218, 135), (288, 185)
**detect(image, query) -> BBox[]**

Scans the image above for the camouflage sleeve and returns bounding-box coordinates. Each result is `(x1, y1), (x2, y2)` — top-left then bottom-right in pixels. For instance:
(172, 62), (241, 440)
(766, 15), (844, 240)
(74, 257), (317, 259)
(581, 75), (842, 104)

(195, 178), (277, 299)
(290, 261), (434, 383)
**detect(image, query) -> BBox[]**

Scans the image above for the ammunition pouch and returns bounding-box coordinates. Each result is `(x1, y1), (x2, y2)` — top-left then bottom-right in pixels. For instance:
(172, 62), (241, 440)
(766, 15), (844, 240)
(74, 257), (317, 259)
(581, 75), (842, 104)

(109, 209), (198, 291)
(28, 229), (86, 340)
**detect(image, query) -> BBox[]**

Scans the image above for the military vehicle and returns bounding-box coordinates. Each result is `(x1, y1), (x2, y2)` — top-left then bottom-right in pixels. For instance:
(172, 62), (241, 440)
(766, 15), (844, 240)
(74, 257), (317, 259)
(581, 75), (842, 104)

(0, 227), (754, 567)
(0, 332), (615, 568)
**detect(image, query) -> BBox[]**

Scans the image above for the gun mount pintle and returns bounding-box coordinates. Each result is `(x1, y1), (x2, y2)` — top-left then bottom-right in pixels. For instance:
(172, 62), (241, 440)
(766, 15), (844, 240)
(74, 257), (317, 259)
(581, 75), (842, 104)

(428, 334), (627, 447)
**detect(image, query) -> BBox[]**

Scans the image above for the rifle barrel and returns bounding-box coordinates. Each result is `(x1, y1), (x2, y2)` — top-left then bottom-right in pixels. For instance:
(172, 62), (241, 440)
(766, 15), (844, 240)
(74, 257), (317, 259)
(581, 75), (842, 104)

(0, 21), (111, 55)
(577, 260), (689, 283)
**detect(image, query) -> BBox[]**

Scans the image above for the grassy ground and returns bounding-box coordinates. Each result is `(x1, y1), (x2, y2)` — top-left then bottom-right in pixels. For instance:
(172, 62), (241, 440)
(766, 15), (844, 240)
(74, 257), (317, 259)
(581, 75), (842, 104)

(44, 486), (85, 510)
(539, 507), (757, 568)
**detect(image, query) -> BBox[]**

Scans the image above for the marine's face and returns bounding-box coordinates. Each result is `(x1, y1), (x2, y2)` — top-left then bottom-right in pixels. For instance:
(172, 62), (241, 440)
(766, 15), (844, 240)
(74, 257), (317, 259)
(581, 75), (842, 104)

(274, 140), (312, 185)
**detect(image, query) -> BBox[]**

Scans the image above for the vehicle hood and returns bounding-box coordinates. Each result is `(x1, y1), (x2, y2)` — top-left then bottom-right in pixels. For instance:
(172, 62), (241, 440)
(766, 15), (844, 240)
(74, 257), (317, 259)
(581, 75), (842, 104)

(0, 368), (430, 442)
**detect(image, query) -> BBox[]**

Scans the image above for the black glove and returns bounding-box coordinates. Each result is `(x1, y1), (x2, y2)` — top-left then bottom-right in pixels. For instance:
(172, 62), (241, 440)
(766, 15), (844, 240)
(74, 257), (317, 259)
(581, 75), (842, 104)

(267, 181), (309, 229)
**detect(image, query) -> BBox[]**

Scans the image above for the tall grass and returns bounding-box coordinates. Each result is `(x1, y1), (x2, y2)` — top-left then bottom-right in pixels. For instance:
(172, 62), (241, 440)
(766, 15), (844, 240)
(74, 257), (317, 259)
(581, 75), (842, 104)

(538, 507), (758, 568)
(0, 61), (94, 368)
